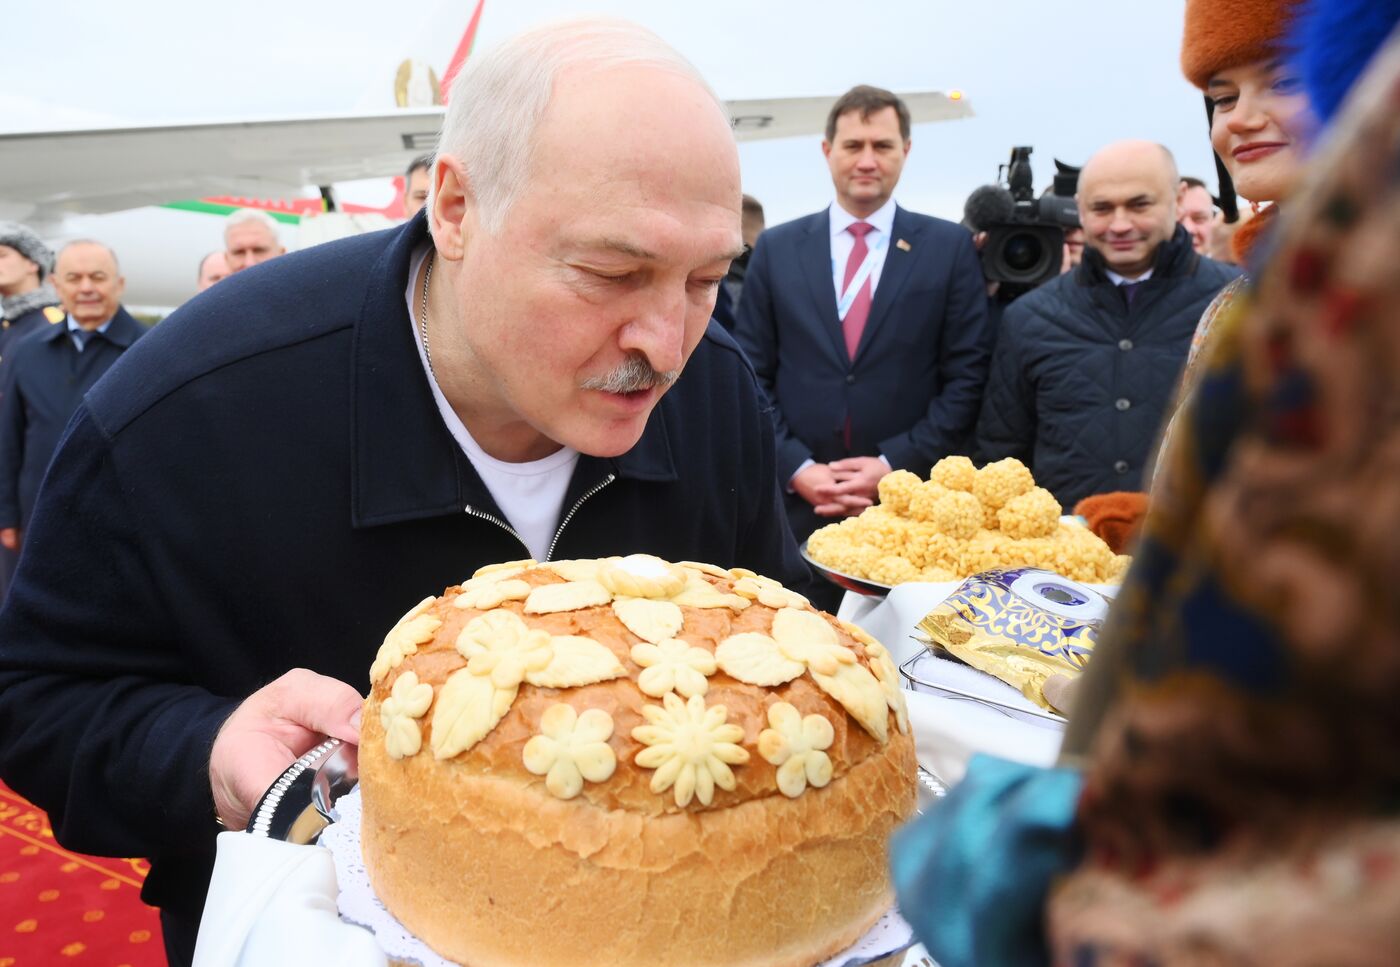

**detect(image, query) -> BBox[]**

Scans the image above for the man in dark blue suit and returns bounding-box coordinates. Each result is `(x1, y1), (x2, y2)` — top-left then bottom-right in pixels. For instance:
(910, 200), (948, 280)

(0, 240), (146, 554)
(736, 86), (990, 550)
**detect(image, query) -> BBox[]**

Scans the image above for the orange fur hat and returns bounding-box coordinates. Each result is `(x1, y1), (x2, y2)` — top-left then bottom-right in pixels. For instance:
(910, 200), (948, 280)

(1180, 0), (1298, 89)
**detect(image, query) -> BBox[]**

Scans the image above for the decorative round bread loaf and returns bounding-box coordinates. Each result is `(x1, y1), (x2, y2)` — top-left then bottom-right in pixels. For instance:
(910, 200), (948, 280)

(360, 555), (916, 967)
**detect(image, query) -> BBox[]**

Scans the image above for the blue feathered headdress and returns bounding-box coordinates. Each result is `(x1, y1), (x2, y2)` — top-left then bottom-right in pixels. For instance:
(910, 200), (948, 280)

(1289, 0), (1400, 123)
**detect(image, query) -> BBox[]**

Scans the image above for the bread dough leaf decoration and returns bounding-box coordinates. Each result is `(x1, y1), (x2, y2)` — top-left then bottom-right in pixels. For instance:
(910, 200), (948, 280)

(731, 572), (810, 610)
(431, 667), (517, 760)
(716, 607), (889, 743)
(631, 639), (717, 698)
(612, 598), (685, 644)
(380, 670), (435, 759)
(524, 579), (614, 615)
(543, 558), (609, 583)
(598, 554), (688, 599)
(471, 559), (536, 580)
(714, 632), (806, 686)
(522, 704), (617, 800)
(456, 610), (554, 689)
(453, 578), (531, 612)
(526, 635), (626, 688)
(369, 596), (442, 686)
(863, 642), (910, 735)
(758, 702), (835, 798)
(809, 662), (888, 744)
(631, 693), (750, 807)
(770, 608), (858, 676)
(668, 573), (751, 611)
(678, 560), (731, 579)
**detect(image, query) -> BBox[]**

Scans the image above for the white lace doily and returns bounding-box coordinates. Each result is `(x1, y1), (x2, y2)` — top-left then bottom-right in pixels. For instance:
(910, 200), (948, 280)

(322, 788), (914, 967)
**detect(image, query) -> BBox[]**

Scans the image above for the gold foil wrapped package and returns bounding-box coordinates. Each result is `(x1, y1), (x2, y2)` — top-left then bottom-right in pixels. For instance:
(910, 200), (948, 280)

(917, 568), (1108, 712)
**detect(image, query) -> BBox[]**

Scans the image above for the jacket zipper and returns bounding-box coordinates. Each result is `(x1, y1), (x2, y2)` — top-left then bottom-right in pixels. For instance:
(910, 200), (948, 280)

(545, 473), (616, 561)
(463, 504), (531, 558)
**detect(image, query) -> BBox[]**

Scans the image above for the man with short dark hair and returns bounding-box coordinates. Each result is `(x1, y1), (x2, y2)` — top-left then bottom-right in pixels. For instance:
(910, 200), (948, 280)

(736, 84), (990, 553)
(0, 241), (146, 554)
(975, 141), (1240, 509)
(1177, 175), (1217, 254)
(403, 154), (432, 218)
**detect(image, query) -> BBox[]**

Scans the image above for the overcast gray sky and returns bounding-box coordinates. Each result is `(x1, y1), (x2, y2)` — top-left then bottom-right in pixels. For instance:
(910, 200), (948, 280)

(3, 0), (1210, 225)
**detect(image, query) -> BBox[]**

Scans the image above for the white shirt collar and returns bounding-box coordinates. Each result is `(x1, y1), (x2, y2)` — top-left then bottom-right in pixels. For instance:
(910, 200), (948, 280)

(1105, 267), (1154, 286)
(830, 197), (897, 239)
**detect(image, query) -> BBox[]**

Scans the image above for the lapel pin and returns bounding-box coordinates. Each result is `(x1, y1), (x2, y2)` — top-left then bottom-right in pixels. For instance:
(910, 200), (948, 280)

(896, 238), (912, 252)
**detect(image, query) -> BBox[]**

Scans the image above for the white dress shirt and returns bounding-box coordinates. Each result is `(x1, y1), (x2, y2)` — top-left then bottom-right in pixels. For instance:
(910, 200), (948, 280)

(829, 197), (898, 304)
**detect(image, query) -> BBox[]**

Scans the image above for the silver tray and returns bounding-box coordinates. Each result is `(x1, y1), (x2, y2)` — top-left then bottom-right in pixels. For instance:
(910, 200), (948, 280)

(245, 737), (358, 843)
(800, 541), (894, 597)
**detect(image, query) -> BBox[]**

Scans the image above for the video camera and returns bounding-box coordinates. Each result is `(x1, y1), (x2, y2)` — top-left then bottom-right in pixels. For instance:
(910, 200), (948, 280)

(975, 147), (1081, 294)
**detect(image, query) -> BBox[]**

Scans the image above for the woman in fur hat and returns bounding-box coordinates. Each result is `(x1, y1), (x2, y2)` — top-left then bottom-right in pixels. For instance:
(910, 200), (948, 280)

(891, 1), (1400, 963)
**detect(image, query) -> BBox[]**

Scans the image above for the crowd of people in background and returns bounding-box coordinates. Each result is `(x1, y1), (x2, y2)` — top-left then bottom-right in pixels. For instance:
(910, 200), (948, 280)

(0, 106), (1254, 611)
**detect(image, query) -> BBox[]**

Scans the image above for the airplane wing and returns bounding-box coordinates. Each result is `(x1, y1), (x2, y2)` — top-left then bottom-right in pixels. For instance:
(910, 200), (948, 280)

(0, 91), (971, 224)
(726, 91), (971, 141)
(0, 109), (447, 225)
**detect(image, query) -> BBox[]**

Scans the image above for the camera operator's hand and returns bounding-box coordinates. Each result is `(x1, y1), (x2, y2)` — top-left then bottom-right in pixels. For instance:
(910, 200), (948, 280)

(209, 669), (363, 830)
(827, 456), (889, 514)
(792, 463), (850, 517)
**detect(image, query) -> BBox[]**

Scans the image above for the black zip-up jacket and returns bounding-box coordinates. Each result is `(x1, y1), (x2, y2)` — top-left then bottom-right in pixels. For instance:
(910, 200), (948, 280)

(0, 215), (807, 955)
(975, 224), (1241, 508)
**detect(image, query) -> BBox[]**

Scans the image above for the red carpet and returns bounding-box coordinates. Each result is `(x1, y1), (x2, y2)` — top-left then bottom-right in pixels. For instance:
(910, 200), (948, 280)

(0, 781), (164, 966)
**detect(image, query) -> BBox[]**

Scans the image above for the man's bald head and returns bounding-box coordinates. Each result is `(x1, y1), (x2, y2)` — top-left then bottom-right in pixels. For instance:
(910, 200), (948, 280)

(1076, 140), (1183, 279)
(1079, 141), (1179, 198)
(53, 240), (124, 329)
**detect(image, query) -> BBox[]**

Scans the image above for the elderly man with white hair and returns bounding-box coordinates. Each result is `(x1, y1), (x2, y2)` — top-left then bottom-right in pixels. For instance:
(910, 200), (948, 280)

(222, 208), (286, 273)
(0, 19), (807, 966)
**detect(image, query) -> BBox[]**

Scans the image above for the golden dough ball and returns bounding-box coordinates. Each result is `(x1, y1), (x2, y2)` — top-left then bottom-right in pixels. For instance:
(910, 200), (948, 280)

(972, 458), (1035, 511)
(958, 529), (1012, 575)
(929, 455), (976, 492)
(919, 566), (961, 582)
(868, 554), (920, 586)
(907, 483), (981, 540)
(982, 502), (1001, 531)
(876, 469), (922, 516)
(997, 487), (1062, 540)
(851, 508), (913, 555)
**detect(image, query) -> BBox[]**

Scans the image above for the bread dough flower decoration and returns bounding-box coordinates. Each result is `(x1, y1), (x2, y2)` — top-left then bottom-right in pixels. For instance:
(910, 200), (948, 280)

(369, 597), (443, 686)
(613, 596), (717, 699)
(758, 702), (835, 798)
(631, 693), (751, 807)
(715, 607), (890, 743)
(430, 610), (625, 760)
(379, 670), (435, 760)
(522, 704), (618, 800)
(729, 569), (810, 609)
(631, 639), (717, 698)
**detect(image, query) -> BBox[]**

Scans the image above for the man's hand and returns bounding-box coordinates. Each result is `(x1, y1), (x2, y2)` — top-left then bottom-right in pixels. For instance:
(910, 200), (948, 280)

(827, 457), (889, 511)
(209, 669), (364, 831)
(0, 528), (18, 552)
(791, 463), (851, 517)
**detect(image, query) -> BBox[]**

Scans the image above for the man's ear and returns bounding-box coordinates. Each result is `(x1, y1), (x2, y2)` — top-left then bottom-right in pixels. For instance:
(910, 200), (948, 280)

(430, 155), (474, 261)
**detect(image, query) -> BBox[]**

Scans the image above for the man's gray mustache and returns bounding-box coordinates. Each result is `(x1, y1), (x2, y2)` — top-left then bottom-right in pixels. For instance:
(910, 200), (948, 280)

(580, 355), (679, 394)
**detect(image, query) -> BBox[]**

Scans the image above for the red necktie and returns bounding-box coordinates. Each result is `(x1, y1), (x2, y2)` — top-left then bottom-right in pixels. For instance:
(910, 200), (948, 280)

(841, 221), (875, 359)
